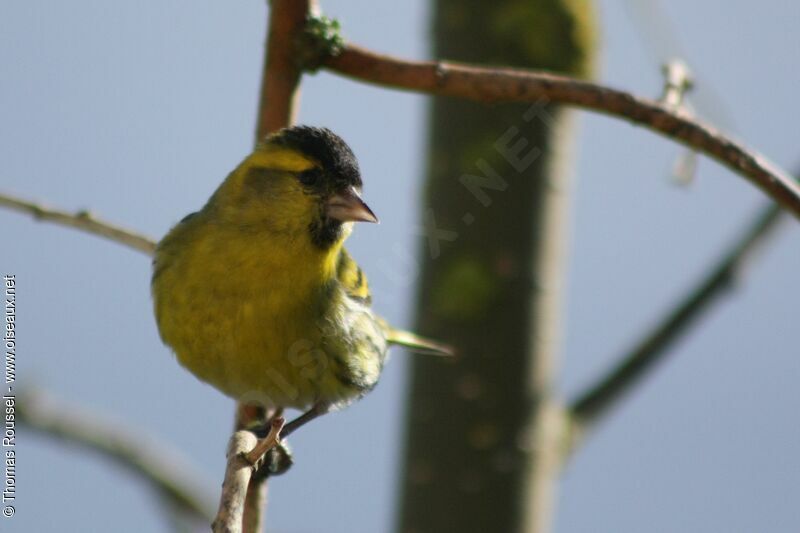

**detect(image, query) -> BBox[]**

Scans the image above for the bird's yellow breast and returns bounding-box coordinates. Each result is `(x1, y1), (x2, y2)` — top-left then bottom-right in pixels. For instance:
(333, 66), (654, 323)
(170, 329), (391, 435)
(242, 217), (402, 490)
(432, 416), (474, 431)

(152, 213), (364, 409)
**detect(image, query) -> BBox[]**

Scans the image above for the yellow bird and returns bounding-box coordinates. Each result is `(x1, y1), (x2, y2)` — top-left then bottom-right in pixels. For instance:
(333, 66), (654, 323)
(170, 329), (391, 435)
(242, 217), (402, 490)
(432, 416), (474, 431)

(152, 126), (450, 438)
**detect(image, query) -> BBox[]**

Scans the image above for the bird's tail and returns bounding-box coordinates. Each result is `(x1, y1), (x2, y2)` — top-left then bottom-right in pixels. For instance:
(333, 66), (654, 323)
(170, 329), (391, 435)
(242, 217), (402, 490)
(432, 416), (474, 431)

(385, 327), (455, 357)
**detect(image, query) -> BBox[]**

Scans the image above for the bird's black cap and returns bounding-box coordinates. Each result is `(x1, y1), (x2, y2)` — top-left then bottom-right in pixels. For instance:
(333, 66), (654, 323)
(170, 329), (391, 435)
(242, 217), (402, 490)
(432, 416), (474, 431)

(270, 126), (362, 189)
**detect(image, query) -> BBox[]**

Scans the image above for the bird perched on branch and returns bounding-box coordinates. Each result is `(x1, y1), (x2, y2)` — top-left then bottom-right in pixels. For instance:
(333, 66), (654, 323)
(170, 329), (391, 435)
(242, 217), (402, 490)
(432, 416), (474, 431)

(151, 126), (451, 443)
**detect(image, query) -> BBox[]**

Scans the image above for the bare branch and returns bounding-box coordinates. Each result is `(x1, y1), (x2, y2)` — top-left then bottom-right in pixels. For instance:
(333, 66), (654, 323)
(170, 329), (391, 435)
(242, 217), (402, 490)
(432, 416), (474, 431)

(240, 416), (285, 533)
(569, 202), (787, 441)
(18, 388), (214, 524)
(212, 431), (259, 533)
(237, 0), (317, 529)
(241, 478), (268, 533)
(324, 45), (800, 218)
(0, 191), (156, 256)
(244, 416), (285, 465)
(255, 0), (316, 141)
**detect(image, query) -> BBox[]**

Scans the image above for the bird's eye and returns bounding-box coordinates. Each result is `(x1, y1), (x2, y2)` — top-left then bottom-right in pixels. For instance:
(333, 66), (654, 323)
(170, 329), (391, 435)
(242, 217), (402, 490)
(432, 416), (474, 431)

(298, 169), (321, 187)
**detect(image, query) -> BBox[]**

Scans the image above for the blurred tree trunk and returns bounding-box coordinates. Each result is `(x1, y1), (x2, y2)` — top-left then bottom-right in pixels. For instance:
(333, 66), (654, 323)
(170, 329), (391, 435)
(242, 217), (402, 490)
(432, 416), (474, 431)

(397, 2), (595, 532)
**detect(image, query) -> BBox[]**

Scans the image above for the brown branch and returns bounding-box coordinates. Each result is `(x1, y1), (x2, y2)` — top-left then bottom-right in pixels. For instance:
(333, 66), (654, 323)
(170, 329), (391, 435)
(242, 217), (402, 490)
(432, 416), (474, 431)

(238, 0), (316, 530)
(569, 202), (787, 441)
(18, 388), (214, 524)
(244, 416), (285, 465)
(212, 431), (259, 533)
(241, 477), (268, 533)
(324, 44), (800, 219)
(255, 0), (315, 141)
(239, 415), (285, 532)
(0, 191), (156, 256)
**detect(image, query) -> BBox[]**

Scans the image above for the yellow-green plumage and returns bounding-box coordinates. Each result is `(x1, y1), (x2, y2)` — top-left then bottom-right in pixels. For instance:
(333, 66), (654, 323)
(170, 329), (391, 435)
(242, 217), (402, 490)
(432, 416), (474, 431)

(152, 127), (448, 424)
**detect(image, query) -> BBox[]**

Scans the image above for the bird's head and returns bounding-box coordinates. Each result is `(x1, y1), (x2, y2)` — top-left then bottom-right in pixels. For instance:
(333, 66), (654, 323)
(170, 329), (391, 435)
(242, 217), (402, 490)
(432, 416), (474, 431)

(210, 126), (378, 249)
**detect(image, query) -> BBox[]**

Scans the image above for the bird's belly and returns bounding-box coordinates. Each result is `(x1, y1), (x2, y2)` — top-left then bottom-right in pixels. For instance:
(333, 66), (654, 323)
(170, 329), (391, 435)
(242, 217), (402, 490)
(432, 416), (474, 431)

(161, 287), (317, 408)
(155, 272), (385, 410)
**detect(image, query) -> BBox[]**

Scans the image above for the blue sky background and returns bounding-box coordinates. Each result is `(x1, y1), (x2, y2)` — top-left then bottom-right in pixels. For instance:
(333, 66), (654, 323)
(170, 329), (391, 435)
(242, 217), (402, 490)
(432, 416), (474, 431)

(1, 1), (798, 532)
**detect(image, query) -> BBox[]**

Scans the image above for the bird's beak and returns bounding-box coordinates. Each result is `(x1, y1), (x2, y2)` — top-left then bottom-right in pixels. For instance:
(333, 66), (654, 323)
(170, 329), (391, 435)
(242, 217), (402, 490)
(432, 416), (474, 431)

(326, 186), (379, 223)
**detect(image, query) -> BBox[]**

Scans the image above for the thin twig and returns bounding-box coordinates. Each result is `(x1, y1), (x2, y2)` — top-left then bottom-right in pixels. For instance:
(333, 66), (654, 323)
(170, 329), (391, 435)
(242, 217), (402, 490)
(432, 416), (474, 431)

(660, 59), (694, 110)
(324, 44), (800, 218)
(244, 416), (285, 465)
(241, 477), (268, 533)
(569, 203), (787, 441)
(255, 0), (316, 141)
(240, 415), (286, 532)
(0, 191), (156, 256)
(212, 431), (259, 533)
(240, 0), (316, 529)
(18, 388), (214, 523)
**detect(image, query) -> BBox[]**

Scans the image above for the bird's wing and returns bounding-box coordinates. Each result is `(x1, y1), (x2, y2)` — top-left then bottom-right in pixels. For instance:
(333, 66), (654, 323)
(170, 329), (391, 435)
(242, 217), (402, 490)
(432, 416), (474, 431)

(336, 248), (372, 304)
(336, 250), (455, 357)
